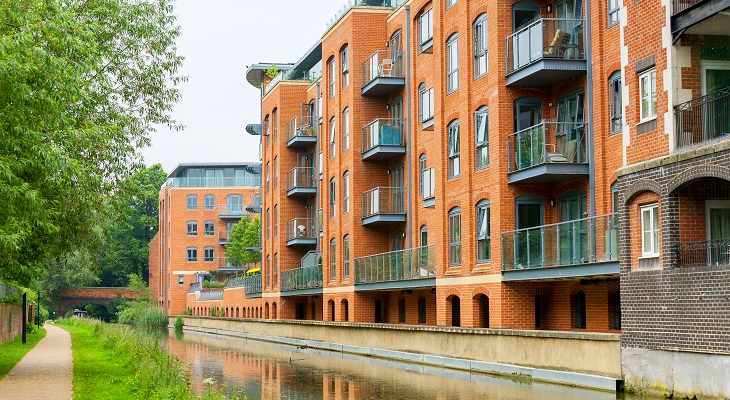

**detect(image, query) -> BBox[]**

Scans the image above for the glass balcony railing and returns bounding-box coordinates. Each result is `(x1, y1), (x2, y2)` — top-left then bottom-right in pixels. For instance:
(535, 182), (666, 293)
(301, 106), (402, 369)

(361, 50), (405, 86)
(506, 18), (585, 75)
(361, 118), (405, 152)
(165, 176), (261, 188)
(501, 213), (619, 271)
(675, 87), (730, 149)
(285, 115), (316, 142)
(264, 69), (322, 95)
(326, 0), (404, 30)
(354, 245), (435, 284)
(286, 218), (316, 241)
(286, 167), (316, 192)
(280, 264), (323, 291)
(507, 121), (587, 172)
(218, 204), (246, 217)
(244, 274), (262, 295)
(361, 187), (405, 218)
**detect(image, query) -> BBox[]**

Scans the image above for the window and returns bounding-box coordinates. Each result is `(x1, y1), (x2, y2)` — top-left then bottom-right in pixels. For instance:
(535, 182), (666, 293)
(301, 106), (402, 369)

(608, 0), (619, 27)
(178, 275), (184, 285)
(265, 255), (270, 287)
(329, 117), (336, 158)
(446, 34), (459, 93)
(447, 0), (457, 9)
(609, 72), (622, 134)
(330, 239), (337, 281)
(475, 107), (489, 169)
(330, 178), (336, 218)
(448, 120), (461, 178)
(641, 203), (659, 256)
(265, 161), (270, 192)
(186, 195), (198, 210)
(639, 68), (657, 121)
(186, 247), (197, 262)
(204, 195), (215, 210)
(343, 235), (350, 279)
(266, 208), (270, 238)
(226, 195), (242, 215)
(342, 108), (350, 151)
(341, 45), (349, 88)
(449, 208), (462, 265)
(473, 14), (488, 78)
(204, 247), (214, 262)
(273, 253), (278, 287)
(343, 171), (350, 215)
(418, 8), (433, 52)
(419, 84), (435, 123)
(204, 221), (214, 236)
(187, 221), (198, 236)
(317, 95), (322, 123)
(264, 115), (270, 147)
(328, 57), (336, 98)
(272, 108), (278, 141)
(419, 154), (426, 196)
(477, 200), (491, 262)
(273, 157), (278, 189)
(273, 205), (278, 237)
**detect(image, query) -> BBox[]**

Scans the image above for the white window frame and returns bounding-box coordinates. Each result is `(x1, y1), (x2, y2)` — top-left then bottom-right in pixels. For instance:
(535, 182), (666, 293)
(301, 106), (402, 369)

(607, 0), (619, 27)
(328, 57), (336, 98)
(449, 208), (462, 266)
(475, 108), (489, 169)
(447, 34), (459, 93)
(609, 72), (623, 134)
(341, 45), (349, 89)
(178, 275), (184, 285)
(446, 0), (457, 9)
(639, 68), (657, 122)
(342, 108), (350, 151)
(448, 121), (461, 178)
(641, 203), (659, 257)
(343, 171), (350, 215)
(418, 8), (433, 52)
(329, 117), (336, 158)
(477, 200), (491, 262)
(419, 84), (435, 123)
(473, 14), (488, 79)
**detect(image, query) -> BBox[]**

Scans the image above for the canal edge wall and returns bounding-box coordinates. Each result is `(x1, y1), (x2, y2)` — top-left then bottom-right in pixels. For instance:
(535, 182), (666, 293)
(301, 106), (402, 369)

(171, 316), (622, 392)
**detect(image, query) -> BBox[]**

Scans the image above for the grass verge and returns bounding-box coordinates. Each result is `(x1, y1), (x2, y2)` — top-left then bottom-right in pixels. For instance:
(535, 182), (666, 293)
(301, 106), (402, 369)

(0, 326), (47, 379)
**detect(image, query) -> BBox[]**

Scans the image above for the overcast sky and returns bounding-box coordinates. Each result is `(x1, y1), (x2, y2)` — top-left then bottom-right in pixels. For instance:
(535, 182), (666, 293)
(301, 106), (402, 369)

(141, 0), (346, 174)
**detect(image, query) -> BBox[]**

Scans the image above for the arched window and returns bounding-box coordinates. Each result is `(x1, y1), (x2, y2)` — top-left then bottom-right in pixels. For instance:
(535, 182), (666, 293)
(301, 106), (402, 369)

(342, 108), (350, 151)
(476, 200), (491, 262)
(475, 106), (489, 169)
(330, 238), (337, 281)
(204, 195), (215, 210)
(342, 171), (349, 215)
(341, 45), (349, 89)
(328, 56), (336, 98)
(186, 195), (198, 210)
(449, 207), (462, 265)
(203, 221), (214, 236)
(329, 116), (336, 158)
(343, 235), (350, 279)
(419, 83), (435, 126)
(473, 14), (488, 78)
(609, 71), (622, 134)
(186, 221), (197, 236)
(446, 34), (459, 93)
(448, 119), (460, 178)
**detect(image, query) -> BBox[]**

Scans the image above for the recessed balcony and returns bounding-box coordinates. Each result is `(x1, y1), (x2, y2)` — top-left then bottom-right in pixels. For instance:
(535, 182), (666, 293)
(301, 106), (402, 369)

(675, 86), (730, 149)
(501, 213), (619, 281)
(505, 18), (586, 87)
(507, 121), (589, 184)
(286, 218), (316, 247)
(286, 167), (316, 197)
(361, 50), (405, 96)
(354, 245), (436, 291)
(361, 187), (406, 226)
(285, 115), (317, 148)
(361, 118), (405, 161)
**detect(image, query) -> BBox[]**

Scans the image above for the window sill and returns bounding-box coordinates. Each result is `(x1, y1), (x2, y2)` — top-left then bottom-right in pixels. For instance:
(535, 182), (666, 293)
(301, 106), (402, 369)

(420, 40), (433, 54)
(422, 117), (434, 131)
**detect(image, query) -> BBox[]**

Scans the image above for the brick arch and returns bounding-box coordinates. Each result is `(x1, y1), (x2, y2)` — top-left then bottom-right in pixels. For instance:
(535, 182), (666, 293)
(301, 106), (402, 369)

(623, 178), (664, 204)
(443, 25), (459, 41)
(509, 88), (548, 102)
(445, 113), (460, 126)
(471, 286), (491, 298)
(470, 6), (489, 20)
(667, 164), (730, 194)
(444, 288), (462, 299)
(554, 181), (589, 198)
(446, 199), (461, 211)
(511, 186), (550, 200)
(412, 1), (433, 18)
(389, 25), (405, 38)
(473, 191), (491, 204)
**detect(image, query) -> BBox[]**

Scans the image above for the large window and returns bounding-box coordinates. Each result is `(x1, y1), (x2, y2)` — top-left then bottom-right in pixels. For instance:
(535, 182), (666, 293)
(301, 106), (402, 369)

(204, 221), (214, 236)
(475, 107), (489, 169)
(273, 253), (278, 287)
(204, 247), (214, 262)
(204, 195), (215, 210)
(448, 120), (461, 179)
(341, 45), (349, 89)
(329, 117), (336, 158)
(418, 8), (433, 52)
(419, 83), (435, 124)
(473, 14), (488, 78)
(343, 235), (350, 279)
(186, 195), (198, 210)
(446, 34), (459, 93)
(608, 0), (619, 27)
(329, 178), (336, 218)
(639, 68), (657, 122)
(447, 0), (457, 9)
(343, 171), (349, 215)
(641, 203), (659, 256)
(265, 161), (270, 192)
(328, 57), (335, 98)
(187, 221), (198, 236)
(186, 247), (197, 262)
(609, 72), (623, 134)
(477, 200), (491, 262)
(273, 157), (278, 189)
(342, 108), (350, 151)
(449, 208), (462, 266)
(272, 108), (278, 141)
(273, 205), (278, 237)
(330, 239), (337, 281)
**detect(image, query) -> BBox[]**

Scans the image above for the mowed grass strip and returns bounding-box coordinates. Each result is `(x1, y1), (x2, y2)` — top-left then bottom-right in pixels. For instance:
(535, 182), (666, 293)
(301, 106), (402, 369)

(0, 326), (47, 379)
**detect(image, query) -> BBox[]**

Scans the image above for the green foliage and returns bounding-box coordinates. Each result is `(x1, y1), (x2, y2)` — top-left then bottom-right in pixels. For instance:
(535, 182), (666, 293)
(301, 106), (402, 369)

(264, 64), (279, 79)
(202, 281), (226, 289)
(0, 326), (46, 380)
(225, 217), (261, 267)
(115, 273), (165, 327)
(181, 308), (192, 316)
(0, 0), (184, 286)
(174, 316), (184, 331)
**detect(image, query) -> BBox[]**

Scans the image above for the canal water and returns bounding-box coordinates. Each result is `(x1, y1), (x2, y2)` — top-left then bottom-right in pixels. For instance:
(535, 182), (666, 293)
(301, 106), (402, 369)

(166, 329), (639, 400)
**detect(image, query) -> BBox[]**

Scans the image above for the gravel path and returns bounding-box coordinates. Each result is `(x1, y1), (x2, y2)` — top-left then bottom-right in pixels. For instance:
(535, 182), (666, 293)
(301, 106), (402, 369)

(0, 323), (73, 400)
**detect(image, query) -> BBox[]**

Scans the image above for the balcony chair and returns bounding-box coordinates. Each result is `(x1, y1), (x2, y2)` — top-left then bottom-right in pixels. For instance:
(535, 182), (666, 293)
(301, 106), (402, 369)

(297, 225), (306, 237)
(379, 59), (393, 77)
(543, 29), (576, 58)
(545, 143), (568, 163)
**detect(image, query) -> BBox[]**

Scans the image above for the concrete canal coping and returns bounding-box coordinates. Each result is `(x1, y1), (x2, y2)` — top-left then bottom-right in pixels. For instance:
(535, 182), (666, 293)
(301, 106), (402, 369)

(170, 316), (622, 392)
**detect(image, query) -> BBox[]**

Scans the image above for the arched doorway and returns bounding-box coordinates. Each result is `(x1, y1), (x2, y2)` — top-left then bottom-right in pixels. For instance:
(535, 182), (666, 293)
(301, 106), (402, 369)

(450, 296), (461, 327)
(475, 294), (489, 328)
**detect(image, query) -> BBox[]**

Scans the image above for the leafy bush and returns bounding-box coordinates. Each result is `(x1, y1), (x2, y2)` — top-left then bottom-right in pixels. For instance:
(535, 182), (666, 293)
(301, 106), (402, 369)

(174, 316), (184, 332)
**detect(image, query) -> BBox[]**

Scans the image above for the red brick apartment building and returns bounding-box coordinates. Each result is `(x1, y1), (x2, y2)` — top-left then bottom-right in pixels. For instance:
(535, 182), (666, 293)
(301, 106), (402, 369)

(149, 163), (261, 314)
(175, 0), (730, 395)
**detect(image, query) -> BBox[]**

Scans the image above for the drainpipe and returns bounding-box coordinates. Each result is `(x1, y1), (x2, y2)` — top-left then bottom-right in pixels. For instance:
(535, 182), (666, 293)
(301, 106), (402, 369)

(405, 5), (413, 250)
(315, 82), (321, 254)
(584, 0), (596, 256)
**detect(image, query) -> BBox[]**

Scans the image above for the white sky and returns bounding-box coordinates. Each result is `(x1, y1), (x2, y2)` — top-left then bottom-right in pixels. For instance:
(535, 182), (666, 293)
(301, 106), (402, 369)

(141, 0), (346, 174)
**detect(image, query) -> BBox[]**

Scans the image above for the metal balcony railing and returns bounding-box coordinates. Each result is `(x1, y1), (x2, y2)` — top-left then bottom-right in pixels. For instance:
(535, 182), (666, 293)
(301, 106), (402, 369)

(507, 121), (588, 172)
(285, 116), (316, 142)
(244, 274), (262, 295)
(501, 213), (619, 271)
(361, 50), (405, 86)
(506, 18), (585, 74)
(361, 118), (405, 152)
(280, 264), (323, 291)
(674, 238), (730, 267)
(672, 0), (704, 14)
(286, 167), (316, 191)
(354, 245), (435, 284)
(286, 218), (316, 241)
(675, 87), (730, 149)
(362, 187), (405, 218)
(187, 283), (201, 293)
(198, 289), (224, 301)
(226, 277), (245, 288)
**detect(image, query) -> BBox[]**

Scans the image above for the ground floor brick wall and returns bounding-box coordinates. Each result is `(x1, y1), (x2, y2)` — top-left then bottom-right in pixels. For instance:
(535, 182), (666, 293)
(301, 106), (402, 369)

(0, 304), (23, 344)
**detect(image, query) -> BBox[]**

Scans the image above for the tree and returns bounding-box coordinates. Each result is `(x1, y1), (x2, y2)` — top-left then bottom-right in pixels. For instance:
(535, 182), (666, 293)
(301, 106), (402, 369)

(0, 0), (184, 285)
(225, 217), (261, 267)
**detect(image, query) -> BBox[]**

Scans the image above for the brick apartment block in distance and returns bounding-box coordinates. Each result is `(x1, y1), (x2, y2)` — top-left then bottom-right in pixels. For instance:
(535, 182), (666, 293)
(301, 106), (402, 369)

(172, 0), (730, 396)
(149, 162), (261, 315)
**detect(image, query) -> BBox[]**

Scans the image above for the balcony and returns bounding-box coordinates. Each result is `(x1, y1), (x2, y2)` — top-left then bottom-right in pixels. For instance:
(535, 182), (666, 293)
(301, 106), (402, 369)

(361, 50), (405, 96)
(286, 167), (316, 197)
(354, 246), (436, 291)
(361, 187), (406, 225)
(198, 289), (224, 301)
(217, 257), (243, 271)
(218, 230), (229, 244)
(501, 213), (619, 281)
(165, 176), (261, 188)
(505, 18), (586, 87)
(674, 238), (730, 267)
(280, 264), (323, 295)
(671, 0), (730, 40)
(187, 282), (201, 293)
(243, 274), (262, 296)
(326, 0), (405, 30)
(218, 204), (247, 219)
(506, 121), (589, 184)
(263, 68), (321, 97)
(675, 87), (730, 150)
(285, 116), (317, 148)
(286, 218), (317, 246)
(361, 118), (405, 161)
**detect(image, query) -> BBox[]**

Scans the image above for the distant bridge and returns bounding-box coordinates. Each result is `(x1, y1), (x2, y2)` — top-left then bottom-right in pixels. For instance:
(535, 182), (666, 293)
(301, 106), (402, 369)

(59, 287), (137, 317)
